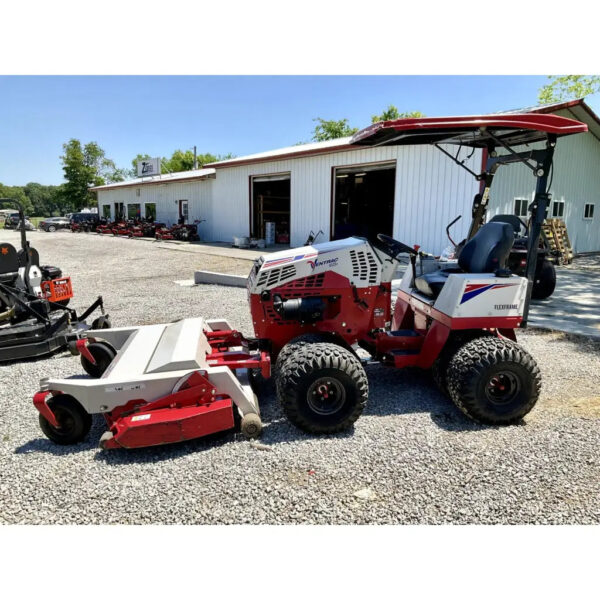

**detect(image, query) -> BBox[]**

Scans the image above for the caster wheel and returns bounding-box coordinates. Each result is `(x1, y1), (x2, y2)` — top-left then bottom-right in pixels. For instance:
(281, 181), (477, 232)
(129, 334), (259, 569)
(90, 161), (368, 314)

(39, 394), (92, 445)
(241, 413), (262, 439)
(91, 316), (111, 330)
(81, 342), (116, 378)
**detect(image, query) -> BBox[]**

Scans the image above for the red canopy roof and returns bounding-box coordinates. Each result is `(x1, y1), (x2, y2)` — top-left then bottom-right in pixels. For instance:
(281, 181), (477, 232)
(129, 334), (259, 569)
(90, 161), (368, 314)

(350, 113), (588, 148)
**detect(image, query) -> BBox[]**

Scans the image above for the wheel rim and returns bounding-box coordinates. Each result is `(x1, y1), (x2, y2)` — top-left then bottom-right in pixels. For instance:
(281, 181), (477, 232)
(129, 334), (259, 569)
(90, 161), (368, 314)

(485, 371), (521, 405)
(49, 406), (76, 437)
(307, 377), (346, 415)
(49, 226), (56, 232)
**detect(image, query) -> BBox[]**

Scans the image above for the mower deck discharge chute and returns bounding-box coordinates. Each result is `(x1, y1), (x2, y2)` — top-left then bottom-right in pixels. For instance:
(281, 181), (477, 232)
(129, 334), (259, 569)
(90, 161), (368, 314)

(0, 198), (109, 362)
(33, 112), (587, 450)
(34, 317), (266, 448)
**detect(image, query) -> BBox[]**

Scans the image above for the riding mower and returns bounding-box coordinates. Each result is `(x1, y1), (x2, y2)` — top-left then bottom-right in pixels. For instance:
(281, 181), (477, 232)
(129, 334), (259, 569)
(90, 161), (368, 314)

(0, 198), (110, 362)
(32, 113), (587, 449)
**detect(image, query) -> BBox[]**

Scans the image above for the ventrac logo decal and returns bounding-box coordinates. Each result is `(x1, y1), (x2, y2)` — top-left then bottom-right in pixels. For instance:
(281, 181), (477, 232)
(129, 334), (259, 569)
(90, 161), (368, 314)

(308, 257), (339, 271)
(460, 283), (518, 304)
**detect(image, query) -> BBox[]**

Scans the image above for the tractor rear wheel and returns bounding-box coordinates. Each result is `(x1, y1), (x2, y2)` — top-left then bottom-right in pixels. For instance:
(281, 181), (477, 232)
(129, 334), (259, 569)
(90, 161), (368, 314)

(277, 342), (368, 434)
(447, 337), (541, 425)
(431, 331), (493, 396)
(81, 342), (116, 378)
(39, 394), (92, 445)
(532, 259), (556, 300)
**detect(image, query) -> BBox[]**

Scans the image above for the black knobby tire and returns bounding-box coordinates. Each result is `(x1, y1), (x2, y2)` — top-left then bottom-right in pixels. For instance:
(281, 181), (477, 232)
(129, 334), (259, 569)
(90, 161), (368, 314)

(532, 259), (556, 300)
(431, 331), (493, 395)
(447, 337), (541, 425)
(81, 342), (116, 378)
(277, 342), (368, 434)
(274, 334), (328, 375)
(39, 394), (92, 445)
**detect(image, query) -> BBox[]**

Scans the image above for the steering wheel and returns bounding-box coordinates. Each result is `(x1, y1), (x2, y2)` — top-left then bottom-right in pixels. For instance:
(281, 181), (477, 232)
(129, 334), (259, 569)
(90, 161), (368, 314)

(376, 233), (418, 259)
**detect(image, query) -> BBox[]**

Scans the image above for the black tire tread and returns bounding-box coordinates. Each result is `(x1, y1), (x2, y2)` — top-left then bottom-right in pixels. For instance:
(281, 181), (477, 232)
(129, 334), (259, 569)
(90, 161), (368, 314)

(431, 330), (493, 395)
(447, 336), (541, 425)
(532, 259), (556, 300)
(277, 342), (368, 434)
(274, 333), (329, 375)
(38, 394), (92, 445)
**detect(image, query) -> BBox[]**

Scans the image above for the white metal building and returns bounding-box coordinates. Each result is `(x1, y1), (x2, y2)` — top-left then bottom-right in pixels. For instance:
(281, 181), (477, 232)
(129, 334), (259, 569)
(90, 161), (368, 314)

(94, 99), (600, 255)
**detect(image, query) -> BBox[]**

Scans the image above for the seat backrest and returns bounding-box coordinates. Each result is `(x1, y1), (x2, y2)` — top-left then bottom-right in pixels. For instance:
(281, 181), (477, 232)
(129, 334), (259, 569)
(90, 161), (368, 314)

(489, 214), (523, 235)
(458, 222), (513, 273)
(0, 243), (19, 275)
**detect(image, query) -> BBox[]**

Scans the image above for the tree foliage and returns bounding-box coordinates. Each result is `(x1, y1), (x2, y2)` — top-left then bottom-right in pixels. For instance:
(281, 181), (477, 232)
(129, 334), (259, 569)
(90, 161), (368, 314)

(0, 183), (34, 214)
(60, 139), (125, 209)
(311, 118), (359, 142)
(130, 149), (234, 176)
(538, 75), (600, 105)
(371, 105), (426, 123)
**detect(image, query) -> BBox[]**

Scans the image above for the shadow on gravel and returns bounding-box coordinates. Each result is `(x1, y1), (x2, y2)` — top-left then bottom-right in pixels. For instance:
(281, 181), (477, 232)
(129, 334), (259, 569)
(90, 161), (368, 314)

(13, 361), (506, 463)
(15, 437), (97, 456)
(361, 362), (513, 433)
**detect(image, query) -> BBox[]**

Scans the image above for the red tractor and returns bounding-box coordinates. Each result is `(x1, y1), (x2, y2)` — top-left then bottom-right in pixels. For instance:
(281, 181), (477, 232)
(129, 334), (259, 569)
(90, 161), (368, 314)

(33, 113), (588, 449)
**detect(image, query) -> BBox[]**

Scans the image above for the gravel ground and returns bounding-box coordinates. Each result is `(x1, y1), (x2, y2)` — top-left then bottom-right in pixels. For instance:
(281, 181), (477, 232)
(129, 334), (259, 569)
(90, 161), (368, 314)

(1, 230), (599, 524)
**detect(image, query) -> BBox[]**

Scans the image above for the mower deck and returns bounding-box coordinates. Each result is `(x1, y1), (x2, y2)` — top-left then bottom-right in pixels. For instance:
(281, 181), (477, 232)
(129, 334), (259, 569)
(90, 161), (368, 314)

(34, 317), (265, 449)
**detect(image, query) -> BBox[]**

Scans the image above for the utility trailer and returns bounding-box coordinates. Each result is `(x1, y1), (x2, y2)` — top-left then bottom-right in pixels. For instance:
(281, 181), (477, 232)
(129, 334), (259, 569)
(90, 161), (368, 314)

(32, 113), (588, 449)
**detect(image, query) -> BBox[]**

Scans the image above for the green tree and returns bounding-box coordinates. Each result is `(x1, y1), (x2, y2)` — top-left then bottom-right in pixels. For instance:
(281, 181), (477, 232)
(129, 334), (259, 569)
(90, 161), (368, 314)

(0, 183), (34, 214)
(60, 139), (124, 209)
(538, 75), (600, 104)
(311, 118), (358, 142)
(371, 105), (426, 123)
(131, 150), (233, 176)
(22, 182), (65, 216)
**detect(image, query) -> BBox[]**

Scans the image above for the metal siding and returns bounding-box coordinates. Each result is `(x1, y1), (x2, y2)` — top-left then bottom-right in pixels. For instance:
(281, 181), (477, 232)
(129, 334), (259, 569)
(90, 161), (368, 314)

(211, 145), (480, 252)
(97, 179), (214, 239)
(489, 123), (600, 253)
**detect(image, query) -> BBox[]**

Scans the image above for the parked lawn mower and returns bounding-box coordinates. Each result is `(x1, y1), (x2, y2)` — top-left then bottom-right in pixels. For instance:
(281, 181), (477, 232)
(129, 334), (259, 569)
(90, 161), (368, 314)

(155, 222), (201, 242)
(0, 198), (110, 362)
(32, 113), (587, 450)
(444, 213), (557, 299)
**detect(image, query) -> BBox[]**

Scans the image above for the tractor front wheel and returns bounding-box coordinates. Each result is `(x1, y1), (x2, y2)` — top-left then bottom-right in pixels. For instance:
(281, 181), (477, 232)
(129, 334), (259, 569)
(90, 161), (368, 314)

(277, 343), (368, 434)
(447, 337), (541, 425)
(39, 394), (92, 445)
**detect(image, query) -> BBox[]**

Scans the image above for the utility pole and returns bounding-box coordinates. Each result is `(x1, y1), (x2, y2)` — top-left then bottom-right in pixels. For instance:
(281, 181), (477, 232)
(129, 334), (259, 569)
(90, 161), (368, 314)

(193, 146), (198, 170)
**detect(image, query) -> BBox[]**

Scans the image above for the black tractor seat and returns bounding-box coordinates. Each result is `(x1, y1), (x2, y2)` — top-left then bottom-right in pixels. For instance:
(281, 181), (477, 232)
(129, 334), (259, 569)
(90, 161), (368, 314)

(414, 222), (514, 299)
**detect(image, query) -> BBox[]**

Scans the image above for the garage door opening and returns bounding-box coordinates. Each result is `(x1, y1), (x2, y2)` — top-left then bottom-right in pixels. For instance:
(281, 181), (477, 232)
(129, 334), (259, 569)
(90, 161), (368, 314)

(332, 162), (396, 242)
(251, 173), (290, 244)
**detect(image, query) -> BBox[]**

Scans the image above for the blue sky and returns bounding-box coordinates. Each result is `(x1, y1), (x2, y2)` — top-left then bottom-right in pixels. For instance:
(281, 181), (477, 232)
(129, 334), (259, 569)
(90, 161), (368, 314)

(1, 75), (597, 186)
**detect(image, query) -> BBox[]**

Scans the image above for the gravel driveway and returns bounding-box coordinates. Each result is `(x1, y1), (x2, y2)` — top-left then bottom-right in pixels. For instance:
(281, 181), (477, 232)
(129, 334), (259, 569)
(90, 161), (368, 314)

(1, 230), (599, 524)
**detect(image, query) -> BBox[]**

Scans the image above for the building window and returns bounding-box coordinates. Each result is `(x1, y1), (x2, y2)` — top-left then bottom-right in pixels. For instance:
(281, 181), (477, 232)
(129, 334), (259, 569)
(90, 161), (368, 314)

(127, 203), (141, 220)
(514, 198), (528, 217)
(102, 205), (111, 218)
(552, 200), (565, 218)
(145, 203), (156, 221)
(584, 203), (595, 220)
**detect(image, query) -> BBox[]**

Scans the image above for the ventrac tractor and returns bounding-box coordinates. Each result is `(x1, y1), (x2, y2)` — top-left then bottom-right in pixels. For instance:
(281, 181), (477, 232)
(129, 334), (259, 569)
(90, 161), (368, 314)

(32, 113), (587, 449)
